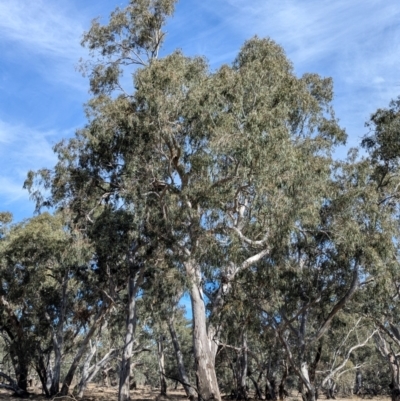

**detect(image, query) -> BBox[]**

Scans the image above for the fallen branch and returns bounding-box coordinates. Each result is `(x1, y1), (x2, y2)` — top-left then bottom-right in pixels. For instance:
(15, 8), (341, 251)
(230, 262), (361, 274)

(0, 372), (27, 397)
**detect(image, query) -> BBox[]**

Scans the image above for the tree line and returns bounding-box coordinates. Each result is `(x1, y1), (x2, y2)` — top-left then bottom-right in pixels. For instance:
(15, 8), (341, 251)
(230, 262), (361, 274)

(1, 1), (400, 401)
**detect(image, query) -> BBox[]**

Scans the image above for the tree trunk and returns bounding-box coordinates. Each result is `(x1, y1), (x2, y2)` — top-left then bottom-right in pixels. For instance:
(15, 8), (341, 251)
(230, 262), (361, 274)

(9, 349), (28, 393)
(390, 363), (400, 401)
(325, 379), (336, 399)
(375, 333), (400, 401)
(0, 372), (28, 397)
(76, 339), (97, 398)
(49, 270), (69, 396)
(118, 267), (143, 401)
(168, 314), (197, 400)
(60, 304), (109, 395)
(392, 386), (400, 401)
(50, 345), (62, 396)
(15, 360), (29, 393)
(158, 334), (167, 395)
(187, 261), (221, 401)
(354, 369), (362, 395)
(278, 360), (288, 401)
(103, 367), (112, 387)
(299, 363), (316, 401)
(248, 375), (263, 400)
(46, 358), (54, 394)
(265, 377), (277, 401)
(77, 346), (117, 398)
(35, 352), (50, 397)
(236, 332), (248, 400)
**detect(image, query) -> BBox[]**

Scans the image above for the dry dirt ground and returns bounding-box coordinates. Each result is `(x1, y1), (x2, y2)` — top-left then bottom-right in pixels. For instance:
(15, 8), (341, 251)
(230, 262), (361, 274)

(0, 385), (392, 401)
(0, 384), (190, 401)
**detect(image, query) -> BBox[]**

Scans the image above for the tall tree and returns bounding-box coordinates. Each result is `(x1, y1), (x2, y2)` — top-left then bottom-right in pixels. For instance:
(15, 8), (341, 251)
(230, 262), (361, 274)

(361, 96), (400, 401)
(26, 2), (347, 400)
(0, 212), (97, 396)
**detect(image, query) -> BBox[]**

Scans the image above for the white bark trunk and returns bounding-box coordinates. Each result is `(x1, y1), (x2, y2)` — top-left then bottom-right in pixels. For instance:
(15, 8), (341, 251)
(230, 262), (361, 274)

(158, 335), (167, 395)
(186, 260), (221, 401)
(168, 314), (197, 400)
(60, 304), (109, 396)
(76, 340), (97, 398)
(118, 267), (143, 401)
(239, 332), (248, 397)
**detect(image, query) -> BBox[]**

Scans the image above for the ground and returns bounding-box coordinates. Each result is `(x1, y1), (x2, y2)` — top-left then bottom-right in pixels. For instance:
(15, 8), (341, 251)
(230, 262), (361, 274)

(0, 385), (392, 401)
(0, 384), (188, 401)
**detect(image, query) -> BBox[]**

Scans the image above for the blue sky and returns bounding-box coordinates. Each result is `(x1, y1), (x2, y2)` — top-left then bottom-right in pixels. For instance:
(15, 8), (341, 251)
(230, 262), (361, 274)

(0, 0), (400, 222)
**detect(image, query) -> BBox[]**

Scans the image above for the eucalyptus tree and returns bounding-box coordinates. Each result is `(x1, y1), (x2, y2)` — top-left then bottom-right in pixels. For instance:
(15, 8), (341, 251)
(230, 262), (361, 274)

(212, 276), (298, 400)
(359, 96), (400, 401)
(319, 316), (376, 398)
(125, 39), (345, 401)
(235, 148), (396, 401)
(0, 213), (67, 394)
(140, 255), (196, 398)
(26, 1), (176, 399)
(0, 212), (101, 396)
(26, 0), (349, 399)
(165, 306), (195, 397)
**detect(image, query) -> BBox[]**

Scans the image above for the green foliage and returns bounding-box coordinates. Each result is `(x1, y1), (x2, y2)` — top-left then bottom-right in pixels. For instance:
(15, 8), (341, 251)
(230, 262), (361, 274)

(9, 1), (400, 398)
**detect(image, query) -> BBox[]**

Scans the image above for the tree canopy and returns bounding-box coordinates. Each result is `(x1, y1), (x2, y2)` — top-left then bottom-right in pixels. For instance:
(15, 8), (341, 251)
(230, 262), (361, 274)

(1, 2), (400, 401)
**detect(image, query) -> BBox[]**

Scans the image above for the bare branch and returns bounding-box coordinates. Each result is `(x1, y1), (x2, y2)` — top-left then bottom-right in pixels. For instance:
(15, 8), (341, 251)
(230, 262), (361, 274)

(312, 266), (359, 342)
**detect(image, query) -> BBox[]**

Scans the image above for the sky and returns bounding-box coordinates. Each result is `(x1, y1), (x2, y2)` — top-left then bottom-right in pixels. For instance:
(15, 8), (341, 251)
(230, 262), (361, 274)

(0, 0), (400, 223)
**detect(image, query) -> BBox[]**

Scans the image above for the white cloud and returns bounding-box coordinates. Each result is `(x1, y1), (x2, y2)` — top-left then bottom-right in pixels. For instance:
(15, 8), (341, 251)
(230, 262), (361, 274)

(175, 0), (400, 150)
(196, 0), (400, 73)
(0, 0), (83, 60)
(0, 119), (60, 205)
(0, 0), (90, 90)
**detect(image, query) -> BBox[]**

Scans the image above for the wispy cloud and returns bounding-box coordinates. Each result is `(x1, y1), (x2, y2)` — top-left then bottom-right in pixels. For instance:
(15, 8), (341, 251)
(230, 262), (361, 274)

(0, 1), (81, 58)
(0, 119), (60, 205)
(0, 0), (89, 89)
(168, 0), (400, 151)
(181, 0), (400, 78)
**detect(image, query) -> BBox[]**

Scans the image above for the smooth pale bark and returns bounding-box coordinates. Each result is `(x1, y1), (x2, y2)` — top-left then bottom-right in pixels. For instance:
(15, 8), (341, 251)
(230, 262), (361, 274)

(186, 260), (221, 401)
(77, 347), (117, 397)
(77, 339), (96, 398)
(277, 330), (315, 401)
(236, 332), (248, 400)
(300, 363), (316, 401)
(60, 304), (109, 395)
(46, 359), (54, 394)
(167, 314), (197, 400)
(158, 334), (167, 395)
(321, 328), (375, 397)
(354, 369), (362, 395)
(185, 250), (269, 401)
(52, 270), (69, 395)
(375, 332), (400, 401)
(118, 267), (144, 401)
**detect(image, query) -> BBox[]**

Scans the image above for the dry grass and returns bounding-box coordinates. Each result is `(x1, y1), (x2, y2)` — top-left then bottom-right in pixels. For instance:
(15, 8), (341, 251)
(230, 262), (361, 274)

(0, 383), (189, 401)
(0, 385), (392, 401)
